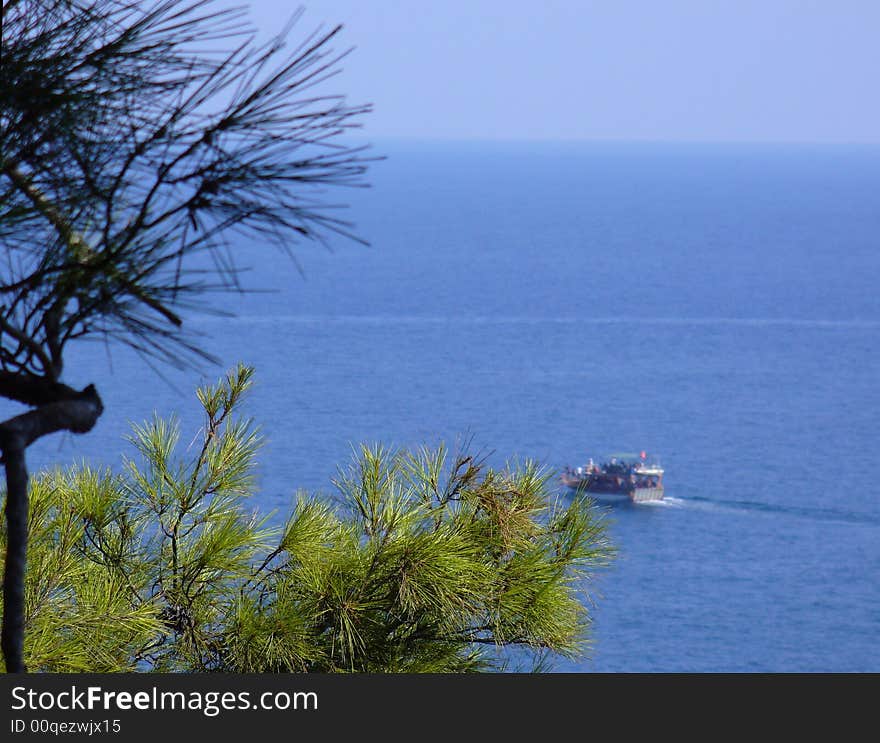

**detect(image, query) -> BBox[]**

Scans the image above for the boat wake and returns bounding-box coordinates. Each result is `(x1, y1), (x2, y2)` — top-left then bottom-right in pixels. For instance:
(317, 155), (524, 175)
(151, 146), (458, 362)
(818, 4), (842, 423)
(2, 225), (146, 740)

(638, 496), (685, 508)
(581, 493), (879, 525)
(677, 495), (879, 527)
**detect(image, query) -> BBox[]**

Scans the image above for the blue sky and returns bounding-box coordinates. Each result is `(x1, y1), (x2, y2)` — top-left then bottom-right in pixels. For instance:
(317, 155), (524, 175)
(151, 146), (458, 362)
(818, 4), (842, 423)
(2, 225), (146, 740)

(247, 1), (880, 143)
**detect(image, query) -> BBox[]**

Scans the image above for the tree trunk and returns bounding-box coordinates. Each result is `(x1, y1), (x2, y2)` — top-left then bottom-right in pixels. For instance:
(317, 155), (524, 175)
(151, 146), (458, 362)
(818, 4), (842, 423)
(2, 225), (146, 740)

(2, 444), (28, 672)
(0, 383), (103, 672)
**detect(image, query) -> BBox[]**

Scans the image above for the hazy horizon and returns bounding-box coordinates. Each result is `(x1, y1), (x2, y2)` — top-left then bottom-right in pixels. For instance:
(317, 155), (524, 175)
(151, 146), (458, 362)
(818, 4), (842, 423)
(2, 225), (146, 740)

(354, 135), (880, 147)
(249, 0), (880, 145)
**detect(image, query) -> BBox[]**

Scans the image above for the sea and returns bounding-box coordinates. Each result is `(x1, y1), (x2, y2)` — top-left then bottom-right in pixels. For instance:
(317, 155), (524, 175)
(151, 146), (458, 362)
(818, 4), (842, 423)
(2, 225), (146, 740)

(23, 140), (880, 672)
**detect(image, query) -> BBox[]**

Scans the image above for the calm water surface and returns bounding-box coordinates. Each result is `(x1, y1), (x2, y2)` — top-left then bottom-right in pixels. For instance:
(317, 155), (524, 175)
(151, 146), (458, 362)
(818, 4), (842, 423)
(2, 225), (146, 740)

(23, 142), (880, 671)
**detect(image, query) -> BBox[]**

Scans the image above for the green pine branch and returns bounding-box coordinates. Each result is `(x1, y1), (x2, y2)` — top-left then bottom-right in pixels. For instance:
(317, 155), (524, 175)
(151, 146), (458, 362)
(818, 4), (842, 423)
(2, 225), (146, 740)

(0, 365), (614, 672)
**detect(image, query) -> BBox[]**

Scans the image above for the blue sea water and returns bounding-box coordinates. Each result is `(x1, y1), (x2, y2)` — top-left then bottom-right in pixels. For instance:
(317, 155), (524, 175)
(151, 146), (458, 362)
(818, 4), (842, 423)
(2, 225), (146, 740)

(23, 141), (880, 672)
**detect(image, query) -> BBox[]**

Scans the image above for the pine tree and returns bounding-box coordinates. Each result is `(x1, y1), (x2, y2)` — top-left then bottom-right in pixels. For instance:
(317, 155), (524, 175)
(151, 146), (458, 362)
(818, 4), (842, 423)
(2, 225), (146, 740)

(2, 366), (614, 672)
(0, 0), (372, 671)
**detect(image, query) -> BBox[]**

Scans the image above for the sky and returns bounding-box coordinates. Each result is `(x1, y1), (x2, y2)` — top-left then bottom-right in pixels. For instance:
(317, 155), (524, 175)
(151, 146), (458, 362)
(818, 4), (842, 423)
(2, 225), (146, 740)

(245, 1), (879, 143)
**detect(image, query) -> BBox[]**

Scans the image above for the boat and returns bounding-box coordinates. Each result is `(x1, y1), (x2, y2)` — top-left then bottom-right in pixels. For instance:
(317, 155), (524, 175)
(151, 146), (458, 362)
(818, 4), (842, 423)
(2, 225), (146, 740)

(560, 451), (664, 503)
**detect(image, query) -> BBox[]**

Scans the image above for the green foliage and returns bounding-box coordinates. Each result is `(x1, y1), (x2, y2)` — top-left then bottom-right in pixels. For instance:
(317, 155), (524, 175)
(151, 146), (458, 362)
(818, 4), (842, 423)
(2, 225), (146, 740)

(0, 365), (613, 672)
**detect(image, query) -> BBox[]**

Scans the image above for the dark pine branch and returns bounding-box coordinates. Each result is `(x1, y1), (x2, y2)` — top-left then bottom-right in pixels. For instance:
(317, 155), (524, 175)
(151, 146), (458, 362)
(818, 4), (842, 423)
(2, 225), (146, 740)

(0, 0), (373, 672)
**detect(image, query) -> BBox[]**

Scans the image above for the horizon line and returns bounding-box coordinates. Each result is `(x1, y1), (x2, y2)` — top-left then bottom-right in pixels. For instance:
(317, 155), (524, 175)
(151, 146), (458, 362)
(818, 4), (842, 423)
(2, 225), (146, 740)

(342, 134), (880, 148)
